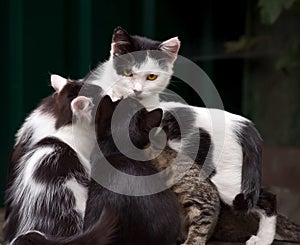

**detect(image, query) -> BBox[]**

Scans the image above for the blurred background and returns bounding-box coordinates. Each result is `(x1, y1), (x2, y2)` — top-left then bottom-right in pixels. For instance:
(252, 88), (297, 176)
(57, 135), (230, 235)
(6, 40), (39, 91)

(0, 0), (299, 225)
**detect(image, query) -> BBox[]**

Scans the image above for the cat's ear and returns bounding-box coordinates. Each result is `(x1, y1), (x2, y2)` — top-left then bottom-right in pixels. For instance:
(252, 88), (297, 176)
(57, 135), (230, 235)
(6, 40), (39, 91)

(71, 96), (94, 121)
(159, 37), (180, 58)
(51, 74), (68, 93)
(111, 26), (132, 56)
(143, 108), (163, 130)
(97, 95), (120, 120)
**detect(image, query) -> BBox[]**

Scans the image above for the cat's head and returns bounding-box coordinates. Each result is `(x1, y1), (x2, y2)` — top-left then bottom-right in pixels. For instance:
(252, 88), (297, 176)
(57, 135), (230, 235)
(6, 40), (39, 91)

(109, 27), (180, 101)
(96, 95), (163, 149)
(51, 74), (102, 129)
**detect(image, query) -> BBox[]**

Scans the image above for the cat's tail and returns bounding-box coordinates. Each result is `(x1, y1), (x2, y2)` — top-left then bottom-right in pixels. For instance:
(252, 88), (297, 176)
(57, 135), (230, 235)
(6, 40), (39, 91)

(11, 206), (118, 245)
(234, 121), (263, 210)
(275, 213), (300, 243)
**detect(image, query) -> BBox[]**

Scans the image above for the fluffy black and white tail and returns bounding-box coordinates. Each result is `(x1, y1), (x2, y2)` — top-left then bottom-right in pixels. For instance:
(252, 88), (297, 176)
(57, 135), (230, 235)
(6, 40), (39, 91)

(12, 207), (118, 245)
(234, 121), (263, 209)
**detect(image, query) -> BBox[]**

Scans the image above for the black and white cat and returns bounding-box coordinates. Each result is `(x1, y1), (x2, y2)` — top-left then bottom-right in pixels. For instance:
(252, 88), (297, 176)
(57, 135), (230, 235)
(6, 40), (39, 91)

(85, 27), (276, 245)
(5, 75), (101, 221)
(4, 80), (102, 244)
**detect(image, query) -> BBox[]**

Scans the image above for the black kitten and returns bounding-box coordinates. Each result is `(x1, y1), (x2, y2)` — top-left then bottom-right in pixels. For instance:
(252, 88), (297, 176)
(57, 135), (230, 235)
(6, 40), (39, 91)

(84, 96), (181, 245)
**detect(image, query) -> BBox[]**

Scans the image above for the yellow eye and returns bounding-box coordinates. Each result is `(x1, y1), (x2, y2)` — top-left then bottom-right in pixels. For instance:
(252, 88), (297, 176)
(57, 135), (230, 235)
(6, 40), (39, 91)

(147, 74), (158, 81)
(123, 70), (133, 77)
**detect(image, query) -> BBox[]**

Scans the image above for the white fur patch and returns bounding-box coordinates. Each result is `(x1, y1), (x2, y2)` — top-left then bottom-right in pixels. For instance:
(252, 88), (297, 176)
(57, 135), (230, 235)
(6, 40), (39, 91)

(160, 101), (249, 205)
(21, 147), (55, 186)
(52, 122), (96, 176)
(15, 108), (56, 147)
(65, 178), (88, 217)
(10, 147), (54, 236)
(87, 55), (172, 110)
(246, 213), (276, 245)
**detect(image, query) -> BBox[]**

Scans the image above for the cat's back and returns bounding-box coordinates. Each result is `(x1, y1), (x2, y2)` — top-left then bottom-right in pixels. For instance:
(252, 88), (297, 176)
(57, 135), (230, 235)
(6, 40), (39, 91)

(4, 136), (89, 243)
(85, 154), (181, 245)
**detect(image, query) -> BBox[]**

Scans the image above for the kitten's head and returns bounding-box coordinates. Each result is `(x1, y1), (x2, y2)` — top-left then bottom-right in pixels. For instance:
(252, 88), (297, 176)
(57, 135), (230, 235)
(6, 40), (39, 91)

(109, 27), (180, 101)
(51, 74), (102, 129)
(96, 95), (163, 149)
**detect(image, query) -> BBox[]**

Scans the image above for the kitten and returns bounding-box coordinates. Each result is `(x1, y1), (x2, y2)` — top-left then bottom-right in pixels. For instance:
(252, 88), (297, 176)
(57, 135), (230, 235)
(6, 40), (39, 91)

(85, 27), (276, 245)
(5, 75), (96, 221)
(84, 96), (181, 245)
(4, 80), (101, 244)
(85, 26), (179, 109)
(149, 145), (220, 245)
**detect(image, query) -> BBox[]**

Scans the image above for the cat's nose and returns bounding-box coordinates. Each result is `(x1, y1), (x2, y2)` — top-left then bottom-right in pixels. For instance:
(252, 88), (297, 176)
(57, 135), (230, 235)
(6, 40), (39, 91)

(133, 90), (142, 96)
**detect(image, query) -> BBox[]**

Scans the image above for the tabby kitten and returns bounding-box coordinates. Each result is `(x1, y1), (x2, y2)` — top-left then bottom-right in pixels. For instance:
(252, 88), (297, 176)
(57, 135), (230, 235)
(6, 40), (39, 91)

(149, 145), (220, 245)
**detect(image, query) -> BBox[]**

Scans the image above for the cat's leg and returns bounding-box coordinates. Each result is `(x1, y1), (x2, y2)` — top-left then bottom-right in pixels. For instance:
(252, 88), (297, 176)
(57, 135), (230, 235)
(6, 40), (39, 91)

(180, 182), (220, 245)
(245, 189), (277, 245)
(182, 202), (219, 245)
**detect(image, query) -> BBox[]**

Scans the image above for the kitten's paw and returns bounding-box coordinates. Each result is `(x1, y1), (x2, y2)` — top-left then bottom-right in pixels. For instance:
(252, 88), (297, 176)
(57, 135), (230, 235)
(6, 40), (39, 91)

(246, 235), (260, 245)
(246, 235), (272, 245)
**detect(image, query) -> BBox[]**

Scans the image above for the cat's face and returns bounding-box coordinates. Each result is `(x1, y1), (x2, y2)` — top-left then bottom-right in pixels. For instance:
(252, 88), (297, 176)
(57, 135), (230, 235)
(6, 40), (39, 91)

(109, 27), (180, 101)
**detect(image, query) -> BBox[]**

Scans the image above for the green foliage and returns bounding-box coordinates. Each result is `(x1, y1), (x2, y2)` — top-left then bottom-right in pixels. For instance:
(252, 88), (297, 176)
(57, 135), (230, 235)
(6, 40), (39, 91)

(258, 0), (296, 24)
(276, 41), (300, 70)
(258, 0), (300, 70)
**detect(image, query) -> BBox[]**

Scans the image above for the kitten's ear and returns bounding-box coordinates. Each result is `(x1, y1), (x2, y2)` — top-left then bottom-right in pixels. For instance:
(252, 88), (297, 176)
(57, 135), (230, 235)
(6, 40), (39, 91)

(144, 108), (163, 130)
(159, 37), (180, 58)
(97, 95), (120, 120)
(111, 26), (132, 56)
(71, 96), (94, 121)
(51, 74), (68, 93)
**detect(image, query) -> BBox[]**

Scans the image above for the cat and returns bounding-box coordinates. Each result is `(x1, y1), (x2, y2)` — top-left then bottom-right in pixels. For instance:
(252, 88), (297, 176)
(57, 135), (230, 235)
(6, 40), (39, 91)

(84, 26), (178, 109)
(5, 75), (96, 222)
(83, 95), (181, 245)
(84, 26), (276, 245)
(148, 144), (220, 245)
(4, 80), (102, 244)
(147, 142), (300, 244)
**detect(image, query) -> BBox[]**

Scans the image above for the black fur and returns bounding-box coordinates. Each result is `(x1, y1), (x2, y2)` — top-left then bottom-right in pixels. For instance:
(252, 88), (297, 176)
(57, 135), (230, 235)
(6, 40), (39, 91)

(85, 96), (181, 245)
(52, 81), (102, 129)
(234, 121), (263, 209)
(12, 207), (118, 245)
(161, 108), (215, 177)
(233, 188), (277, 216)
(4, 137), (90, 243)
(111, 27), (173, 75)
(33, 137), (88, 184)
(256, 189), (277, 217)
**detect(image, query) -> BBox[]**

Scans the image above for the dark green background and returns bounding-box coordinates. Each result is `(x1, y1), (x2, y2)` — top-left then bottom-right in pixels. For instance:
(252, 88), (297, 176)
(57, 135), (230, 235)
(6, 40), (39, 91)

(1, 0), (300, 208)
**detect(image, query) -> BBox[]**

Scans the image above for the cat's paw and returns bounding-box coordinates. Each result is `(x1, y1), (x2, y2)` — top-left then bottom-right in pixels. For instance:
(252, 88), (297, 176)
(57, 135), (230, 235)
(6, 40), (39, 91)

(246, 235), (272, 245)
